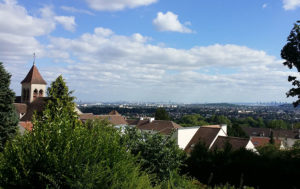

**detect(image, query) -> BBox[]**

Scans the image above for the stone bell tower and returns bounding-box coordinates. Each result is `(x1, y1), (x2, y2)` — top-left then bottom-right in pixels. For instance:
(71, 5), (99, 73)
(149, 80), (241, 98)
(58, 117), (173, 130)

(21, 63), (47, 104)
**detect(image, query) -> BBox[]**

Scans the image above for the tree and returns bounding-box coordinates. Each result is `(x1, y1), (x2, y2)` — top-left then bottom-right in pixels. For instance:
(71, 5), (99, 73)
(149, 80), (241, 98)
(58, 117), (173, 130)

(42, 75), (79, 126)
(281, 20), (300, 107)
(178, 114), (208, 127)
(154, 108), (170, 120)
(123, 127), (185, 183)
(0, 76), (154, 188)
(0, 62), (18, 151)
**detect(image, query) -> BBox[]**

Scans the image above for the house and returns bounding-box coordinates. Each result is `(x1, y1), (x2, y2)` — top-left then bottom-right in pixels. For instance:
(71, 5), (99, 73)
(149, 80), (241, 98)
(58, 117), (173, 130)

(184, 125), (227, 153)
(242, 127), (300, 148)
(79, 111), (127, 126)
(211, 136), (256, 151)
(135, 119), (182, 135)
(180, 125), (256, 153)
(250, 136), (284, 149)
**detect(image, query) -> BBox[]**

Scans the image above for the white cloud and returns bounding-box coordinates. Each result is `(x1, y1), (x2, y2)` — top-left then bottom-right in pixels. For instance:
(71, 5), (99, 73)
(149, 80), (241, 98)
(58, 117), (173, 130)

(44, 27), (291, 102)
(60, 6), (95, 15)
(153, 11), (193, 33)
(262, 3), (267, 8)
(0, 0), (77, 85)
(85, 0), (158, 11)
(283, 0), (300, 10)
(54, 16), (76, 32)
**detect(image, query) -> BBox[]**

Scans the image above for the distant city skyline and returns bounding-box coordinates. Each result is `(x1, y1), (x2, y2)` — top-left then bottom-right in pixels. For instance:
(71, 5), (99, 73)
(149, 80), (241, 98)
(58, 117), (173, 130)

(1, 0), (300, 103)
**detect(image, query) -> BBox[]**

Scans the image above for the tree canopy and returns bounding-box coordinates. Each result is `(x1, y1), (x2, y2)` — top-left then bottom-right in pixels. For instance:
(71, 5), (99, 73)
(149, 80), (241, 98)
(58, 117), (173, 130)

(0, 76), (154, 188)
(281, 20), (300, 107)
(0, 62), (18, 151)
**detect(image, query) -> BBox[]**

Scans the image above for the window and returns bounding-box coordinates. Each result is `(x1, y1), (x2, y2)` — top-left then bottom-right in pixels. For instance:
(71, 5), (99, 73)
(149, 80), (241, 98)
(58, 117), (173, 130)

(33, 89), (38, 100)
(39, 89), (43, 97)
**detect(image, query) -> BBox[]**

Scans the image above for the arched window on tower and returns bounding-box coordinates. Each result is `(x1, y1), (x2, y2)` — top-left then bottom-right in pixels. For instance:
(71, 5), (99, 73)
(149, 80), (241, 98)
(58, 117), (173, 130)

(33, 89), (38, 101)
(39, 89), (43, 97)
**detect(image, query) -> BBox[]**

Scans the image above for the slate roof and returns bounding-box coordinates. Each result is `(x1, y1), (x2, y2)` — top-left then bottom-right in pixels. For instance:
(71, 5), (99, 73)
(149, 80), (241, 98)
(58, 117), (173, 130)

(211, 136), (250, 151)
(137, 120), (182, 135)
(21, 65), (47, 84)
(184, 127), (221, 153)
(13, 103), (27, 114)
(20, 97), (49, 121)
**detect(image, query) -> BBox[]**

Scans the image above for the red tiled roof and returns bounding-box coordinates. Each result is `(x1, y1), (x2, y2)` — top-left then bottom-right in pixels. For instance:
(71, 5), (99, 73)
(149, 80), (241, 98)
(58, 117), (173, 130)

(126, 119), (140, 125)
(108, 110), (120, 115)
(21, 65), (47, 84)
(13, 103), (27, 114)
(78, 112), (127, 125)
(19, 121), (33, 131)
(250, 137), (281, 147)
(97, 115), (127, 125)
(79, 113), (95, 121)
(137, 120), (182, 135)
(211, 136), (250, 151)
(184, 127), (221, 153)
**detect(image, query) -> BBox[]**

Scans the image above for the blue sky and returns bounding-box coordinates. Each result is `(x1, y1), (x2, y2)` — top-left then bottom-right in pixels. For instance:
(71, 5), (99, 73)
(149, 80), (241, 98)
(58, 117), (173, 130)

(1, 0), (300, 103)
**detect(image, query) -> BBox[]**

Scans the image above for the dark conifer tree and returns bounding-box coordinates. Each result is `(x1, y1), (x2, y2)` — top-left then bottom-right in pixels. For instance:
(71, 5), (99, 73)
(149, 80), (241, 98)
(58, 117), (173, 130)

(154, 107), (170, 120)
(0, 62), (18, 151)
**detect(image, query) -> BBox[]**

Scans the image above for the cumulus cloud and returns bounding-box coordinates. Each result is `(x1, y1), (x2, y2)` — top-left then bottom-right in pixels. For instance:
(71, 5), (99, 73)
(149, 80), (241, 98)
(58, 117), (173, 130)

(54, 16), (76, 32)
(153, 11), (193, 33)
(43, 27), (291, 102)
(0, 0), (77, 85)
(85, 0), (158, 11)
(283, 0), (300, 10)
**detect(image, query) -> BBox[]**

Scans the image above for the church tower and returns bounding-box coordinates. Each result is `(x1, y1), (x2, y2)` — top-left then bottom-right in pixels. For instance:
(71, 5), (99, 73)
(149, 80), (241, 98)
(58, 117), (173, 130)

(21, 64), (47, 103)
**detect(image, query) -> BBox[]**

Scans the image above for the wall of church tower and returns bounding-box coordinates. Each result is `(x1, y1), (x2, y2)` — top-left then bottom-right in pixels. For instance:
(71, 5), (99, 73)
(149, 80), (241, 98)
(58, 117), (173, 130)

(21, 83), (46, 103)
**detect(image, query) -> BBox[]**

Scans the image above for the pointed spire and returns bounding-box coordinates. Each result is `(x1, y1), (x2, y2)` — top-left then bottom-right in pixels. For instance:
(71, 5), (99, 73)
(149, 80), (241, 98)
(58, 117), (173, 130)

(21, 64), (47, 85)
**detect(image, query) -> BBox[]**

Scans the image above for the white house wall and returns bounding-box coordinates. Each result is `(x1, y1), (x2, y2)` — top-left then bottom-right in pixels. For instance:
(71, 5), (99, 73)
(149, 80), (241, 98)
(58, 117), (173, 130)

(176, 127), (200, 149)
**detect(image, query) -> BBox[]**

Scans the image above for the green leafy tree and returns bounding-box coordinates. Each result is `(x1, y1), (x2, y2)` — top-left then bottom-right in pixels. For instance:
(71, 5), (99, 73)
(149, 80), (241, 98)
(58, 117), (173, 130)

(0, 62), (18, 151)
(281, 20), (300, 107)
(0, 76), (154, 188)
(179, 114), (208, 127)
(123, 127), (185, 183)
(267, 120), (288, 129)
(155, 108), (170, 120)
(208, 115), (231, 126)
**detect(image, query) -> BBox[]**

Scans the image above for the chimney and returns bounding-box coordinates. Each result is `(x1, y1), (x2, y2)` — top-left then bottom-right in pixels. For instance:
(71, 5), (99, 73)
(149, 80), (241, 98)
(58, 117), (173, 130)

(221, 124), (227, 135)
(149, 117), (155, 123)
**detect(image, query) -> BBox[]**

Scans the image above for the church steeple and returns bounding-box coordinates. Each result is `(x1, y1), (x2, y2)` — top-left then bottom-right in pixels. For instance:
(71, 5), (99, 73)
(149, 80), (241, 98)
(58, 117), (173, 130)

(21, 62), (47, 103)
